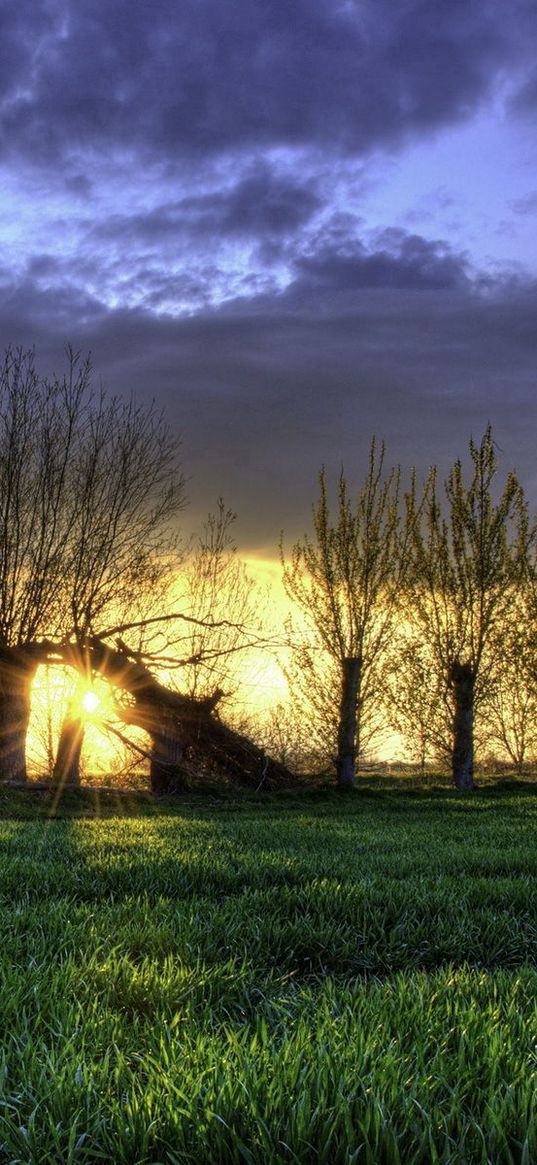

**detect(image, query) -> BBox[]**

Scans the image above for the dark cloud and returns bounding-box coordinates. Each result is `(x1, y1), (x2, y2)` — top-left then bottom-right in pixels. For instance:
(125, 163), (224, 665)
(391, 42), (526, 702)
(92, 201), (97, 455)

(80, 204), (472, 312)
(0, 1), (535, 554)
(509, 66), (537, 116)
(0, 270), (105, 334)
(291, 229), (470, 292)
(0, 1), (55, 103)
(0, 0), (534, 168)
(0, 238), (535, 550)
(64, 174), (93, 198)
(91, 165), (321, 248)
(194, 168), (321, 236)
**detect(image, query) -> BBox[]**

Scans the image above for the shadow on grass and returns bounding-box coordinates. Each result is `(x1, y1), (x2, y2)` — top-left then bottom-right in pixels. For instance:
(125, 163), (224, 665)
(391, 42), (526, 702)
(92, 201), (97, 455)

(1, 770), (537, 825)
(0, 781), (158, 819)
(1, 790), (537, 986)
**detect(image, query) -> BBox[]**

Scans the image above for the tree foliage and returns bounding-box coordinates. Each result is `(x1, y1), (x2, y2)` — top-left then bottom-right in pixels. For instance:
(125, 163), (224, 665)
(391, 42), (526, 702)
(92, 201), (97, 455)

(281, 440), (409, 784)
(406, 426), (530, 787)
(481, 585), (537, 772)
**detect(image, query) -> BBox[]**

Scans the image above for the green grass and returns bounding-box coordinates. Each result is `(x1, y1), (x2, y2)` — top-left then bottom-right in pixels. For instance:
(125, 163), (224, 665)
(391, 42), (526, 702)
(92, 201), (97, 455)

(0, 786), (537, 1162)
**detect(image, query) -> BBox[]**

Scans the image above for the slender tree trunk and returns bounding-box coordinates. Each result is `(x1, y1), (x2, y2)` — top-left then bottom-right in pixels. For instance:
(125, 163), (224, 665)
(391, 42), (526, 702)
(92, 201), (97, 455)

(53, 710), (84, 787)
(336, 656), (361, 790)
(450, 662), (475, 790)
(0, 648), (38, 782)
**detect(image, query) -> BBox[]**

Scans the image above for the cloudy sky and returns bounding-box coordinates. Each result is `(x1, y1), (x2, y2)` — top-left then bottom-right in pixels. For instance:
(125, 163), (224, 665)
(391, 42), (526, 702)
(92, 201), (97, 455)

(1, 0), (537, 551)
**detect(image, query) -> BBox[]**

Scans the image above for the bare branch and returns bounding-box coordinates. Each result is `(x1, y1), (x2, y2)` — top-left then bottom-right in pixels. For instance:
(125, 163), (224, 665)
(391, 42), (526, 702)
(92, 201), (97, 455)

(97, 611), (247, 639)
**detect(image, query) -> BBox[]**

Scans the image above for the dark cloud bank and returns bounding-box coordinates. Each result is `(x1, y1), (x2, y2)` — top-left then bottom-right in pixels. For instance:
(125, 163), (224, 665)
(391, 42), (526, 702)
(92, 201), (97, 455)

(0, 0), (536, 549)
(3, 247), (535, 550)
(1, 0), (535, 164)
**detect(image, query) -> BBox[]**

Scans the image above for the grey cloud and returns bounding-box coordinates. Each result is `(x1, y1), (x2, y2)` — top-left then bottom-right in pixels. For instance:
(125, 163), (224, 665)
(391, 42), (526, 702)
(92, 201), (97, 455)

(185, 168), (322, 236)
(64, 174), (93, 198)
(0, 0), (534, 168)
(27, 254), (65, 279)
(0, 274), (105, 335)
(0, 0), (535, 561)
(0, 251), (535, 550)
(291, 229), (470, 292)
(91, 166), (321, 248)
(402, 187), (461, 227)
(0, 1), (55, 103)
(509, 66), (537, 116)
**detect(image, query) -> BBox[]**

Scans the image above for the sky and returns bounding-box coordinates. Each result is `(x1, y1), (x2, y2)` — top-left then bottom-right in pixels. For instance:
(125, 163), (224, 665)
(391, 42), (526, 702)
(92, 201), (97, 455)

(1, 0), (537, 553)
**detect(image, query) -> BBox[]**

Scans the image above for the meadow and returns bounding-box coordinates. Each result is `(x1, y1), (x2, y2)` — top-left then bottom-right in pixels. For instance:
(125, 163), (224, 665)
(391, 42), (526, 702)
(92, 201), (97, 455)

(1, 783), (537, 1163)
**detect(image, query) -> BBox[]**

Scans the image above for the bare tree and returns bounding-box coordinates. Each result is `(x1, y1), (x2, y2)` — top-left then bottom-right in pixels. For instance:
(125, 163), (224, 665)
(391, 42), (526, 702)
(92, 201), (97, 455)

(175, 500), (264, 704)
(0, 348), (184, 783)
(406, 427), (529, 790)
(54, 636), (295, 794)
(281, 440), (410, 788)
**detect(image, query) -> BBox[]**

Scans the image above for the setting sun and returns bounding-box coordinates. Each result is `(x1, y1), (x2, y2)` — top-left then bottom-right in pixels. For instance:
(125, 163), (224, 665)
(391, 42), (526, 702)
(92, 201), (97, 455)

(81, 690), (100, 715)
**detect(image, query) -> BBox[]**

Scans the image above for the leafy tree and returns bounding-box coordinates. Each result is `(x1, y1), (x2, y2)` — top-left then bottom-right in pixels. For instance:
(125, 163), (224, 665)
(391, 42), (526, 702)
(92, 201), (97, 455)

(282, 645), (390, 776)
(481, 587), (537, 773)
(406, 427), (529, 789)
(281, 440), (409, 788)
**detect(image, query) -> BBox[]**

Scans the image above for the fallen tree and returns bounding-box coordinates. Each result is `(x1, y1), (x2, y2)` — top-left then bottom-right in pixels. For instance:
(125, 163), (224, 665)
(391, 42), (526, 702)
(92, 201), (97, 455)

(93, 638), (295, 791)
(44, 635), (297, 793)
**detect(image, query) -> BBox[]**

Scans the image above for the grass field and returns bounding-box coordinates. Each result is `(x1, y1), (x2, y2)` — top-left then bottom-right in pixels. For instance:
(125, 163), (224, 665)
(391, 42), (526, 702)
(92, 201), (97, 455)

(1, 782), (537, 1163)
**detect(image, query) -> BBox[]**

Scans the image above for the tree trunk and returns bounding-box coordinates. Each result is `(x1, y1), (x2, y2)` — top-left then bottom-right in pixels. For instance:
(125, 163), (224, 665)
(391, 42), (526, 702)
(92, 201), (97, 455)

(0, 648), (38, 782)
(53, 710), (84, 787)
(451, 662), (475, 790)
(336, 656), (361, 790)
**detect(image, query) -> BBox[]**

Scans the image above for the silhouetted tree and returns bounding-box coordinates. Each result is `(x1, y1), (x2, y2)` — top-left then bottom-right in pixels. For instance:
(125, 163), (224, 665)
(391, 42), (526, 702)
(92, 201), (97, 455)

(62, 636), (295, 794)
(176, 500), (263, 703)
(0, 348), (183, 783)
(406, 427), (529, 790)
(281, 440), (410, 788)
